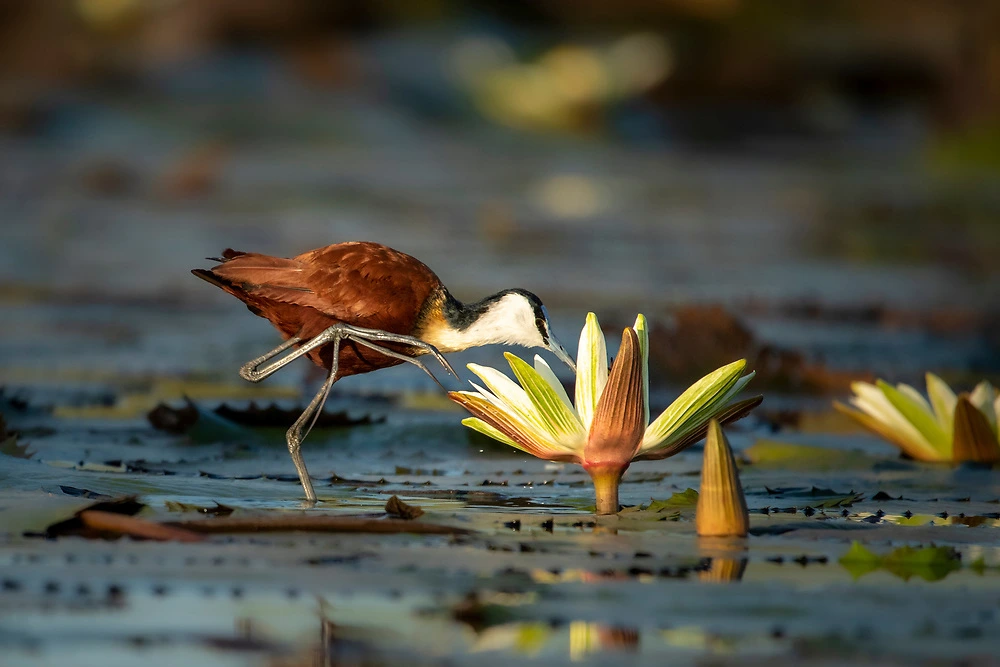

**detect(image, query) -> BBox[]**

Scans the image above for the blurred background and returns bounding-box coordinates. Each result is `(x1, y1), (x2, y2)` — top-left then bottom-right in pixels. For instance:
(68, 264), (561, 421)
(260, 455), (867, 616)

(1, 0), (999, 398)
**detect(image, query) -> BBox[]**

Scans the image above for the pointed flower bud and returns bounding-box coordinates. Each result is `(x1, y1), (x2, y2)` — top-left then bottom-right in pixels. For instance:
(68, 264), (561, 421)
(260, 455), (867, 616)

(952, 396), (1000, 464)
(696, 419), (749, 537)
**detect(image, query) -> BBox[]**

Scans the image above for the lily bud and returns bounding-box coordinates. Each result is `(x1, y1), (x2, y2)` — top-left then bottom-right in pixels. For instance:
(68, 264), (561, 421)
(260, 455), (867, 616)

(696, 419), (749, 537)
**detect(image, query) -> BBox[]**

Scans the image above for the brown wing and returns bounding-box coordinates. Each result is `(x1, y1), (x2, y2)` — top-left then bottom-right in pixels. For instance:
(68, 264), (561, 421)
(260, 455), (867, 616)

(192, 241), (444, 376)
(291, 241), (442, 334)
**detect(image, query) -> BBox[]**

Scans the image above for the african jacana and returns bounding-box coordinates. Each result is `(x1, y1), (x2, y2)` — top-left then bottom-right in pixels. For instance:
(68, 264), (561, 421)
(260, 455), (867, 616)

(193, 241), (575, 502)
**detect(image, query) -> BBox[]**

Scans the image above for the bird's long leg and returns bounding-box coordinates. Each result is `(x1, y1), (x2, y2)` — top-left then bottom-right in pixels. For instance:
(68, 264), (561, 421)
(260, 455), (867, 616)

(340, 335), (449, 391)
(238, 335), (302, 382)
(240, 331), (342, 383)
(335, 323), (458, 379)
(286, 335), (342, 503)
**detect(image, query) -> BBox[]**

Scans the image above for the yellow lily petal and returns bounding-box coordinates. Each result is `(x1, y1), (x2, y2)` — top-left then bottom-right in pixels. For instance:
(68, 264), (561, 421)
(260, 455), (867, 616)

(969, 381), (997, 434)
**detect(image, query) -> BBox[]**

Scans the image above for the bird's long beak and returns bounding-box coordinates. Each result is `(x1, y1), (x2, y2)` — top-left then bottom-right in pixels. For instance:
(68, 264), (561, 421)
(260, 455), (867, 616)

(547, 335), (577, 374)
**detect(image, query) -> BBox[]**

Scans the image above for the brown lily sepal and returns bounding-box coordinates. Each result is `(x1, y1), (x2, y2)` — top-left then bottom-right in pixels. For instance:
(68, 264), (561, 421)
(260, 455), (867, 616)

(696, 419), (749, 537)
(449, 312), (762, 515)
(834, 374), (1000, 464)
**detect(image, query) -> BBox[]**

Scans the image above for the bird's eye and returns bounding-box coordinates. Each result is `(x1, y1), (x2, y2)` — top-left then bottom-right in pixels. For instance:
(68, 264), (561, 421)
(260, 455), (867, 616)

(535, 317), (549, 342)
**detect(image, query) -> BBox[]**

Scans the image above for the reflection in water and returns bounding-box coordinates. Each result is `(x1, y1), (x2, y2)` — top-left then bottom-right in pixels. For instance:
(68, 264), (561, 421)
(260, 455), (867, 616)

(699, 557), (748, 583)
(471, 621), (640, 659)
(568, 621), (640, 660)
(698, 536), (749, 583)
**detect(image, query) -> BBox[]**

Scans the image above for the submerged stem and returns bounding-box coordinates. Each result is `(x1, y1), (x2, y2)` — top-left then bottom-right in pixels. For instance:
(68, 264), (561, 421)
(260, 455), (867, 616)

(587, 465), (626, 515)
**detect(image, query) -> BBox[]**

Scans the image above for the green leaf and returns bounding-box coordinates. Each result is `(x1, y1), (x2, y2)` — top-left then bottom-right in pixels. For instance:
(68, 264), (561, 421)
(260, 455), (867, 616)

(643, 488), (699, 512)
(743, 439), (883, 471)
(877, 380), (949, 455)
(894, 514), (939, 526)
(839, 541), (881, 579)
(839, 542), (961, 582)
(809, 492), (865, 508)
(882, 545), (961, 582)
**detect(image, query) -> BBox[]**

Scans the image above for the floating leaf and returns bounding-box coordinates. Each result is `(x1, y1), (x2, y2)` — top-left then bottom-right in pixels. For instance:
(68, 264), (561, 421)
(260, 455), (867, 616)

(644, 488), (699, 512)
(809, 492), (865, 508)
(0, 434), (33, 460)
(59, 486), (113, 500)
(839, 541), (961, 581)
(164, 501), (235, 516)
(839, 541), (881, 579)
(744, 440), (882, 470)
(882, 545), (961, 582)
(214, 402), (383, 429)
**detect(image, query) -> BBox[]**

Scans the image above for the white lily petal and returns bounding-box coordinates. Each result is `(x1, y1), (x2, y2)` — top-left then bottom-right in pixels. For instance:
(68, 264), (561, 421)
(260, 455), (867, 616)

(994, 393), (1000, 439)
(467, 376), (548, 438)
(505, 353), (586, 444)
(993, 392), (1000, 444)
(468, 363), (534, 415)
(574, 312), (608, 432)
(925, 372), (958, 433)
(533, 355), (578, 417)
(633, 314), (650, 428)
(849, 383), (939, 458)
(970, 381), (997, 433)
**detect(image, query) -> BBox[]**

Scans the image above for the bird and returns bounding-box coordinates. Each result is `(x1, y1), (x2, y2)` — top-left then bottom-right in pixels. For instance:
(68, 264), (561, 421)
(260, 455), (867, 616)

(192, 241), (575, 502)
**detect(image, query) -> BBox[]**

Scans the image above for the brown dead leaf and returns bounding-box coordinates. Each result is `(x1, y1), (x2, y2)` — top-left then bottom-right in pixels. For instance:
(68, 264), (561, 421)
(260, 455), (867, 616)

(79, 510), (204, 542)
(42, 497), (146, 539)
(169, 515), (468, 535)
(214, 402), (383, 429)
(385, 495), (424, 520)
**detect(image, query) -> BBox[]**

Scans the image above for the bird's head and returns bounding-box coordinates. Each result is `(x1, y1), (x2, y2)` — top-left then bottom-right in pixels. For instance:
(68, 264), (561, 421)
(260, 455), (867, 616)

(467, 289), (576, 372)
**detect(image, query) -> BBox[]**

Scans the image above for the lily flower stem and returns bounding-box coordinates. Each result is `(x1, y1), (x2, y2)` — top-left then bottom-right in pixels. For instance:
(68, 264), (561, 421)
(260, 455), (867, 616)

(587, 465), (627, 515)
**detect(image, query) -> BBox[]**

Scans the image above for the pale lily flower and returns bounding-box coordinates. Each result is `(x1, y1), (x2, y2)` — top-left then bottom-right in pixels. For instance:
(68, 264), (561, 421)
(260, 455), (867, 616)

(449, 312), (761, 514)
(834, 374), (1000, 463)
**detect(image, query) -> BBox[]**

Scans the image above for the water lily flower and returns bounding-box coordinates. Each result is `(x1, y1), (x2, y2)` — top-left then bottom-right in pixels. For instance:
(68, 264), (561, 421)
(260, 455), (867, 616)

(449, 312), (762, 514)
(834, 374), (1000, 463)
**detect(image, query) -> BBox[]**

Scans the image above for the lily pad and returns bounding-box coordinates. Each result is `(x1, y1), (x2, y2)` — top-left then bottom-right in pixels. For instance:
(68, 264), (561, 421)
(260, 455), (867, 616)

(839, 541), (962, 581)
(744, 440), (883, 470)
